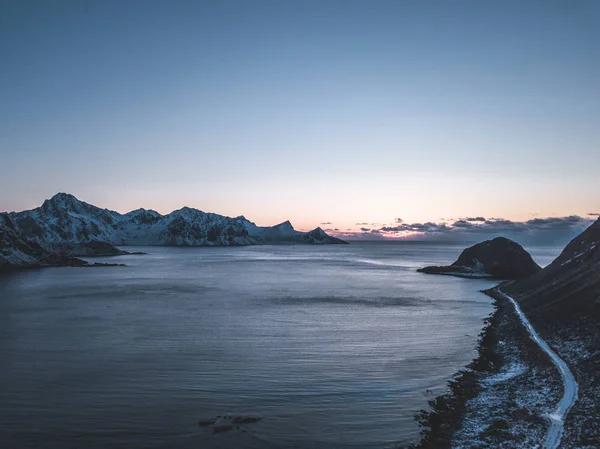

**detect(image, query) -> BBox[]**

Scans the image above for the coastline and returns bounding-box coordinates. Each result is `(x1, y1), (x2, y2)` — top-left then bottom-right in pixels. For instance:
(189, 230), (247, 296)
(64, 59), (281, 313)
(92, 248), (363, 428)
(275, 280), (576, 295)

(495, 289), (578, 449)
(404, 289), (562, 449)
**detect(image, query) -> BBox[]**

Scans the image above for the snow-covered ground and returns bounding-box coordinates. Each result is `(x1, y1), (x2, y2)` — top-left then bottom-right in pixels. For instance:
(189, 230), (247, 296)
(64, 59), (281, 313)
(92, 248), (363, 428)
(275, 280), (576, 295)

(545, 324), (600, 448)
(451, 295), (562, 449)
(498, 290), (578, 449)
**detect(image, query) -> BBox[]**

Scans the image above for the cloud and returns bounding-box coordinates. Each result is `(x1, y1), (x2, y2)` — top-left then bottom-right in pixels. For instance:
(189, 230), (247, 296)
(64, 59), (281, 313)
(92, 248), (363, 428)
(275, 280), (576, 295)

(355, 222), (369, 225)
(320, 221), (332, 225)
(330, 229), (387, 240)
(360, 227), (370, 232)
(380, 222), (451, 233)
(394, 218), (403, 223)
(588, 212), (600, 217)
(452, 220), (473, 228)
(342, 215), (594, 246)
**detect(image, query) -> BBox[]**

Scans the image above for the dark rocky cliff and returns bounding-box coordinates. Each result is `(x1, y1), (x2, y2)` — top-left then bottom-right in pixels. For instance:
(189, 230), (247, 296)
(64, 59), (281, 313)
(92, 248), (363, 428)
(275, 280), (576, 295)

(500, 218), (600, 445)
(503, 217), (600, 319)
(418, 237), (541, 279)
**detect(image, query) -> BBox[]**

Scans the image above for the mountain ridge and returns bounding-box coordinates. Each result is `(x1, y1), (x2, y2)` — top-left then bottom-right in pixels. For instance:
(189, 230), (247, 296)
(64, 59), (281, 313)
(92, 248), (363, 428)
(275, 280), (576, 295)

(7, 193), (347, 248)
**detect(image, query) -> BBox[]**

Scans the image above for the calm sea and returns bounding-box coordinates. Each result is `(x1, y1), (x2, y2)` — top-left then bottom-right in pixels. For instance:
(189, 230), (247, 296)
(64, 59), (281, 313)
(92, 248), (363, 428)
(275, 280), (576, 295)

(0, 242), (560, 449)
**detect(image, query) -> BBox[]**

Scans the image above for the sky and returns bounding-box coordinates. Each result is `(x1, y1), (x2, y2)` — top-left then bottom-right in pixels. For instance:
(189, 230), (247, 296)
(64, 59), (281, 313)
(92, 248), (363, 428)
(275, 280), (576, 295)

(1, 1), (599, 243)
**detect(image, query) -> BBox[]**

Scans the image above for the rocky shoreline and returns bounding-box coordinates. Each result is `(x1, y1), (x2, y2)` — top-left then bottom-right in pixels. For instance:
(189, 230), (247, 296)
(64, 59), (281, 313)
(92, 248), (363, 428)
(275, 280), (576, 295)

(404, 290), (562, 449)
(543, 322), (600, 447)
(409, 217), (600, 448)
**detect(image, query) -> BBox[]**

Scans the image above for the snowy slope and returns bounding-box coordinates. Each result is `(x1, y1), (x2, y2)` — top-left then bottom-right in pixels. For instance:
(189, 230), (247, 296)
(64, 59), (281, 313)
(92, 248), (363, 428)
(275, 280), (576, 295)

(8, 193), (347, 247)
(0, 212), (86, 269)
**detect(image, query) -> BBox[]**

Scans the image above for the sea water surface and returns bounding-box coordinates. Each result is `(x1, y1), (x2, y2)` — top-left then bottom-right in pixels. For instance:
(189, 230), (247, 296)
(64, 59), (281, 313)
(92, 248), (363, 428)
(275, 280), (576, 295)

(0, 242), (560, 448)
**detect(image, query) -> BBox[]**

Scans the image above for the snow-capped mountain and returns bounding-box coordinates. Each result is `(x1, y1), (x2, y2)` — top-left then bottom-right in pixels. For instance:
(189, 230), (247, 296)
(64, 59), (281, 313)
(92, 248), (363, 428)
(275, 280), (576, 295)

(0, 212), (87, 269)
(8, 193), (347, 247)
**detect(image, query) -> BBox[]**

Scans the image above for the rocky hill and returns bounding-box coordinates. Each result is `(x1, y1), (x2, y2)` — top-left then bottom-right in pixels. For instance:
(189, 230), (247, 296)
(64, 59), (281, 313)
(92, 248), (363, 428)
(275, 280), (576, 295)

(503, 217), (600, 319)
(7, 193), (347, 248)
(418, 237), (541, 279)
(0, 212), (87, 270)
(499, 218), (600, 446)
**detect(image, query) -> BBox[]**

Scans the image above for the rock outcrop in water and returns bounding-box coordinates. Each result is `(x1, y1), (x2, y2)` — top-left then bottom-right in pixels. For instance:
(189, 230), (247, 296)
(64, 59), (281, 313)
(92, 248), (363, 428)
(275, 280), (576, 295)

(7, 193), (347, 247)
(198, 415), (262, 434)
(418, 237), (541, 279)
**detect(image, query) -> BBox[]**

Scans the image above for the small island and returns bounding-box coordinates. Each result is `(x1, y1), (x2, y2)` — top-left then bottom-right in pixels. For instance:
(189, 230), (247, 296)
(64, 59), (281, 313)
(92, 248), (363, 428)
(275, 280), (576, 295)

(417, 236), (541, 279)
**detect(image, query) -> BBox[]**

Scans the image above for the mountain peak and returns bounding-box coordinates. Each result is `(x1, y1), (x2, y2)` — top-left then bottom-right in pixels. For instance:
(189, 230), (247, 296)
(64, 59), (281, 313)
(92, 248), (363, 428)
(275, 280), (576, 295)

(172, 206), (203, 215)
(307, 227), (327, 237)
(43, 192), (83, 212)
(275, 220), (294, 230)
(127, 208), (161, 217)
(50, 192), (79, 202)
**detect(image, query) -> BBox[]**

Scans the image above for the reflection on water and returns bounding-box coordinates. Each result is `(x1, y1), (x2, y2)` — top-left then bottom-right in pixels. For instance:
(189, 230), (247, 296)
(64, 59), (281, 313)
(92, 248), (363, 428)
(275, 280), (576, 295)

(0, 242), (559, 448)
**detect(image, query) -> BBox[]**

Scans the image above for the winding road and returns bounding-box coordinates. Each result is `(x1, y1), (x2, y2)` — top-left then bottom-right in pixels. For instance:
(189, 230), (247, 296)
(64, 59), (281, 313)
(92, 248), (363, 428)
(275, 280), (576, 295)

(497, 290), (578, 449)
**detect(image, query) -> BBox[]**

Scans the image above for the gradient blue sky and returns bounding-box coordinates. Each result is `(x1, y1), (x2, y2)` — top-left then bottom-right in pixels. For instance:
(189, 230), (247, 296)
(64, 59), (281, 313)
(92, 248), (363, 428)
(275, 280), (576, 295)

(1, 0), (599, 234)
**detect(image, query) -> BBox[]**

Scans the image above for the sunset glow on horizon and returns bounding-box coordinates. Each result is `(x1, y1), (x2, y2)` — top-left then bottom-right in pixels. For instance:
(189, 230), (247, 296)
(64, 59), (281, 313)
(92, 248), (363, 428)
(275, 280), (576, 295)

(1, 1), (598, 244)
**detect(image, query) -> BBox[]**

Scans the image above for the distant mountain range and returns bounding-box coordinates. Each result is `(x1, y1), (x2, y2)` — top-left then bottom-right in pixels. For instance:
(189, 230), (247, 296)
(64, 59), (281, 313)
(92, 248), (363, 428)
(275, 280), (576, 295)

(0, 193), (346, 270)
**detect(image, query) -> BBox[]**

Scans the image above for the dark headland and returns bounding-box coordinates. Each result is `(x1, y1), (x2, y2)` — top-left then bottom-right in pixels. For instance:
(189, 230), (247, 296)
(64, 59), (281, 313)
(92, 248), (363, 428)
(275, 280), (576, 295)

(417, 236), (541, 279)
(409, 220), (600, 448)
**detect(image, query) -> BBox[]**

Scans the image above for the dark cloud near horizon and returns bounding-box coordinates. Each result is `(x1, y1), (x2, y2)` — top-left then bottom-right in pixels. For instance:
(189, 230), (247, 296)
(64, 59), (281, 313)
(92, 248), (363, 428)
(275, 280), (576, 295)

(463, 216), (486, 222)
(380, 222), (451, 233)
(320, 221), (332, 225)
(452, 220), (472, 228)
(394, 218), (403, 223)
(342, 215), (594, 246)
(588, 212), (600, 217)
(360, 227), (370, 232)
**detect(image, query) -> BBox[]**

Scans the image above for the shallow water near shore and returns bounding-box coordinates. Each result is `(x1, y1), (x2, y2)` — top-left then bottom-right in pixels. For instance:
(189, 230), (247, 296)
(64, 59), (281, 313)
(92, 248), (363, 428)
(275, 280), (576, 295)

(0, 242), (560, 448)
